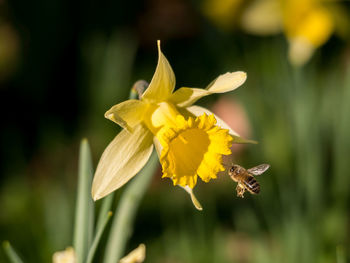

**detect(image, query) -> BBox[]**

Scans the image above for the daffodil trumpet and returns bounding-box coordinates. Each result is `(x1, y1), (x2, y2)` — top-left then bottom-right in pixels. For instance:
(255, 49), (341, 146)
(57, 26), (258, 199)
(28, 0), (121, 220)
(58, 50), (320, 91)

(92, 40), (254, 209)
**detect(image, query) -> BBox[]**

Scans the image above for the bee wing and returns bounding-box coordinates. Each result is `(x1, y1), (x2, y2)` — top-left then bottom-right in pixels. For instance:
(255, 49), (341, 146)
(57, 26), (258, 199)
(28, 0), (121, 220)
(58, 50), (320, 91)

(247, 164), (270, 176)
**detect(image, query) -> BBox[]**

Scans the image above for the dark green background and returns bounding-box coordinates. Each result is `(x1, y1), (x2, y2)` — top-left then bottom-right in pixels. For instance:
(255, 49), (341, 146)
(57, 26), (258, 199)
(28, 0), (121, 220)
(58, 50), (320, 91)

(1, 0), (350, 262)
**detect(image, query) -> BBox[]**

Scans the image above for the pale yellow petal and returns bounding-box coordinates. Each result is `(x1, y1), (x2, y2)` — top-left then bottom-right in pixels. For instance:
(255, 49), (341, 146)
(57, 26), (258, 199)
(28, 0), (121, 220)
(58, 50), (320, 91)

(288, 37), (315, 66)
(119, 244), (146, 263)
(104, 100), (148, 132)
(169, 88), (208, 108)
(142, 40), (175, 102)
(153, 137), (163, 159)
(92, 125), (154, 200)
(240, 0), (283, 35)
(184, 105), (257, 144)
(181, 186), (203, 211)
(206, 71), (246, 93)
(169, 72), (246, 107)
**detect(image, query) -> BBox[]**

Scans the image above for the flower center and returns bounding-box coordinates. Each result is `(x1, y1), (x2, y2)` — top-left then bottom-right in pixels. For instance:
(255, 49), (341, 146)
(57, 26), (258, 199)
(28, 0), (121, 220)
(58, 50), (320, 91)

(167, 128), (210, 184)
(157, 114), (233, 188)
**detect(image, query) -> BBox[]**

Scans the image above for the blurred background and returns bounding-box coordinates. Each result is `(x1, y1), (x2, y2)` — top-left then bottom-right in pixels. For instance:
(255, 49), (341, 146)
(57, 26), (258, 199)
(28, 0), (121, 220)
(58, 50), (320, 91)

(1, 0), (350, 262)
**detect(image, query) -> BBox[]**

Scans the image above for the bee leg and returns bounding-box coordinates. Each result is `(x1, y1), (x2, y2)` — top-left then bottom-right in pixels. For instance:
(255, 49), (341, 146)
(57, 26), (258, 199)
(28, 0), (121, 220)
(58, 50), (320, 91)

(236, 184), (245, 198)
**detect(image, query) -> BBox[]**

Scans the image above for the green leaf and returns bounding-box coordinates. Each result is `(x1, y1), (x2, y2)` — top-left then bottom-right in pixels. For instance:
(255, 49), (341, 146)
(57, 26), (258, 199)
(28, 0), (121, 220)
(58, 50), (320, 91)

(103, 151), (158, 263)
(73, 139), (95, 263)
(86, 211), (113, 263)
(2, 241), (23, 263)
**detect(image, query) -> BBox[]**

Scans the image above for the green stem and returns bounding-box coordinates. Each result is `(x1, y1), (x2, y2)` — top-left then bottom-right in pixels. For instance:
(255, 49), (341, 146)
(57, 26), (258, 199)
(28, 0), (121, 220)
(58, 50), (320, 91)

(103, 152), (158, 263)
(95, 194), (114, 234)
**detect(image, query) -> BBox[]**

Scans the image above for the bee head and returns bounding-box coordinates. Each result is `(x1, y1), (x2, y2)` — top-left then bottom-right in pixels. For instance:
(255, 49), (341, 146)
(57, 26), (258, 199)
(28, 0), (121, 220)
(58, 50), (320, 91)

(229, 165), (239, 174)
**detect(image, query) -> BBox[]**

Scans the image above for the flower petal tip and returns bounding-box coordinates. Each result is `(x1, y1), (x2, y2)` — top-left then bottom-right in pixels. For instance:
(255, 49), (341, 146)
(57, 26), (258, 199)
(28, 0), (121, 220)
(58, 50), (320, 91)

(91, 185), (108, 201)
(182, 186), (203, 211)
(191, 194), (203, 211)
(91, 191), (101, 201)
(104, 112), (114, 120)
(233, 71), (247, 85)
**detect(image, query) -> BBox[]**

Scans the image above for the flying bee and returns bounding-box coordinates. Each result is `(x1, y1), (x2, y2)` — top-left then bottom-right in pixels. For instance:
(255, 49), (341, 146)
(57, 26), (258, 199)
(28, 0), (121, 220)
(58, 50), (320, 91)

(228, 164), (270, 198)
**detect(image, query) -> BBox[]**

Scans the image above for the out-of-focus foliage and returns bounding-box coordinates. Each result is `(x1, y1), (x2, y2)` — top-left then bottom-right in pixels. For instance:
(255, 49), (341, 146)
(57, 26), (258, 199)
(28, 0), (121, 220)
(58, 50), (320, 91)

(1, 0), (350, 262)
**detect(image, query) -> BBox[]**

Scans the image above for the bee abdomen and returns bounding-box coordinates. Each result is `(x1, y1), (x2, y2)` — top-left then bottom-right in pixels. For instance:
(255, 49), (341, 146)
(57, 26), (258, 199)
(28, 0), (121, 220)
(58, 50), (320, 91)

(244, 177), (260, 194)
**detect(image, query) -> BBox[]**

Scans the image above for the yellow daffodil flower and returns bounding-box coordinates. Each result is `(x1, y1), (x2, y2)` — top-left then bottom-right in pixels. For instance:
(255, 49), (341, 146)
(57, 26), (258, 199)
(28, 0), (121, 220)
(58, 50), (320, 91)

(52, 247), (76, 263)
(204, 0), (348, 66)
(91, 41), (250, 205)
(242, 0), (346, 66)
(282, 0), (334, 66)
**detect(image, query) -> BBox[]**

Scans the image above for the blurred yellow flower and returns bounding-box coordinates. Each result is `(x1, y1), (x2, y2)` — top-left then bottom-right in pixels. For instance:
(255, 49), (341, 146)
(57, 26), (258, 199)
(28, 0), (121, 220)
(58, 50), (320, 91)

(119, 244), (146, 263)
(282, 0), (335, 65)
(204, 0), (348, 66)
(91, 41), (250, 208)
(52, 247), (76, 263)
(240, 0), (283, 35)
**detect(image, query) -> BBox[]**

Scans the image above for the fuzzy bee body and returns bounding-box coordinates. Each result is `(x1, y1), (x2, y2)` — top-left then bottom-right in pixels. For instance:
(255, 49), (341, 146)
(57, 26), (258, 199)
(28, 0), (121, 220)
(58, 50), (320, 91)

(243, 176), (260, 194)
(228, 164), (269, 198)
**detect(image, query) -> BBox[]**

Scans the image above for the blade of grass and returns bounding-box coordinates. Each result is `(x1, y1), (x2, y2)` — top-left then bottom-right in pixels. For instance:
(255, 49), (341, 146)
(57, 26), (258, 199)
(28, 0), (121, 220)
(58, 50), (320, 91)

(2, 241), (23, 263)
(103, 151), (158, 263)
(86, 211), (113, 263)
(73, 139), (95, 263)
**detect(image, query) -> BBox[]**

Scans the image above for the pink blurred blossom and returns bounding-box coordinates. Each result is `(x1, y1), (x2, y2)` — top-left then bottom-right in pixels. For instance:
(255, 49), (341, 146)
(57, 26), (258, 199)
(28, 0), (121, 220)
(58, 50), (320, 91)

(212, 96), (252, 154)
